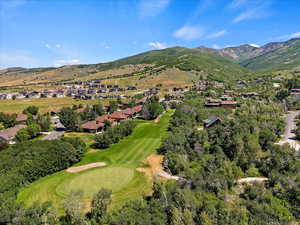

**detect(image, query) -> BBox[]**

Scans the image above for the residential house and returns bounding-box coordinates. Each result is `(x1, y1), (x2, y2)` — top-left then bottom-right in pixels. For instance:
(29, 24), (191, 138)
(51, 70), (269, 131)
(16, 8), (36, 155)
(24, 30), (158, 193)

(127, 86), (137, 90)
(0, 125), (27, 144)
(290, 89), (300, 95)
(16, 114), (28, 124)
(221, 100), (238, 109)
(205, 98), (222, 107)
(81, 121), (104, 133)
(203, 117), (221, 128)
(240, 92), (259, 98)
(109, 111), (129, 122)
(164, 100), (183, 109)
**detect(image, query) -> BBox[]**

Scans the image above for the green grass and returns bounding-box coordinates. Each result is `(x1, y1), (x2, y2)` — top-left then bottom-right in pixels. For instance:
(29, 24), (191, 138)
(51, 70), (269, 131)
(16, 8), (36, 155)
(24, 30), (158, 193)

(17, 111), (172, 212)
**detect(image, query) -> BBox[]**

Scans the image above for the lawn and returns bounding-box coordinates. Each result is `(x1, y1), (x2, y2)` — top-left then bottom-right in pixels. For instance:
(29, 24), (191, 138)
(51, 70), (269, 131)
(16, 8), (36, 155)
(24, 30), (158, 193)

(17, 111), (172, 212)
(0, 97), (100, 113)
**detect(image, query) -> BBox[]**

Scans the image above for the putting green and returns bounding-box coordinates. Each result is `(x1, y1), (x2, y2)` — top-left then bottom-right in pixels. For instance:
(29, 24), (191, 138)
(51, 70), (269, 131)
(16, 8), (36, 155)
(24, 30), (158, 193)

(56, 167), (134, 199)
(17, 111), (172, 212)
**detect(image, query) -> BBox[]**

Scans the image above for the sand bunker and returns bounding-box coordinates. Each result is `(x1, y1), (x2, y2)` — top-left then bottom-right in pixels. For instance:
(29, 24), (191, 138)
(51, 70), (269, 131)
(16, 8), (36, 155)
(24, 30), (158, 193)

(137, 154), (179, 181)
(67, 162), (107, 173)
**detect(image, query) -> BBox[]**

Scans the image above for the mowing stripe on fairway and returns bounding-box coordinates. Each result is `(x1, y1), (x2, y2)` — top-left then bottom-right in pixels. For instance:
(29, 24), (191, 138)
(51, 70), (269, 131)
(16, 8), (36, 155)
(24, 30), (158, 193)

(17, 111), (173, 212)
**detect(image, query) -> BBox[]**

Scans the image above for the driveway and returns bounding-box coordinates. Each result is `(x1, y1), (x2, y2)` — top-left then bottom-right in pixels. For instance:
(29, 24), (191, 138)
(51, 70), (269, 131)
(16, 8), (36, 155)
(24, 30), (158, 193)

(277, 110), (300, 151)
(41, 131), (65, 140)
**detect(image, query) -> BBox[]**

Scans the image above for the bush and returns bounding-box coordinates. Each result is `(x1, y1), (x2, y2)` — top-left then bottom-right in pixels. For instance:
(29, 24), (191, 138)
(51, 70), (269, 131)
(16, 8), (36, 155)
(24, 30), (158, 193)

(23, 106), (39, 115)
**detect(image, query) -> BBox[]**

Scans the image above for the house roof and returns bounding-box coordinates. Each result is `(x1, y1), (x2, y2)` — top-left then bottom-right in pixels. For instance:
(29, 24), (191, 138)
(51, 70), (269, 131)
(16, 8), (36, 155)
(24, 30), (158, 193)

(203, 117), (221, 128)
(206, 98), (222, 103)
(81, 121), (104, 130)
(109, 111), (129, 120)
(16, 114), (28, 122)
(221, 101), (237, 105)
(75, 108), (85, 113)
(95, 114), (110, 122)
(132, 105), (142, 113)
(0, 125), (27, 141)
(122, 108), (136, 116)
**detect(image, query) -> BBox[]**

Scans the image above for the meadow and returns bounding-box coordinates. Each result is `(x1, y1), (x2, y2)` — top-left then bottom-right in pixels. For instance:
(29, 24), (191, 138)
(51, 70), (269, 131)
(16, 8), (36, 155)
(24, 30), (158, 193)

(17, 111), (172, 212)
(0, 98), (99, 113)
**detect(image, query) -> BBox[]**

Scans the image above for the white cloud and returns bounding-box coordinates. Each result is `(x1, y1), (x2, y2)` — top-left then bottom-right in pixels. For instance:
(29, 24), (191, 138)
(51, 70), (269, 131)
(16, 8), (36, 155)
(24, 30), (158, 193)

(207, 30), (227, 39)
(54, 59), (80, 67)
(139, 0), (171, 17)
(148, 42), (167, 49)
(277, 32), (300, 41)
(229, 0), (248, 8)
(232, 7), (270, 23)
(45, 43), (62, 49)
(289, 32), (300, 39)
(0, 50), (39, 68)
(212, 44), (221, 50)
(249, 44), (260, 48)
(174, 25), (204, 41)
(232, 0), (272, 23)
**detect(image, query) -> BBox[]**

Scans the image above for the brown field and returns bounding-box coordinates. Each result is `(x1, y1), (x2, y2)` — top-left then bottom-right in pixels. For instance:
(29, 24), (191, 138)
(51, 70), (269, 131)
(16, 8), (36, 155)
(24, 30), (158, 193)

(0, 98), (100, 113)
(0, 64), (196, 90)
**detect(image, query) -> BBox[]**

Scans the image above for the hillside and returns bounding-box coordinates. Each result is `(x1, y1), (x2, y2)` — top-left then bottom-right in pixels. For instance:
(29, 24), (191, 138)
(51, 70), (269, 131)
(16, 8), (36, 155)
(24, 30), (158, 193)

(196, 38), (300, 72)
(241, 38), (300, 72)
(0, 47), (250, 88)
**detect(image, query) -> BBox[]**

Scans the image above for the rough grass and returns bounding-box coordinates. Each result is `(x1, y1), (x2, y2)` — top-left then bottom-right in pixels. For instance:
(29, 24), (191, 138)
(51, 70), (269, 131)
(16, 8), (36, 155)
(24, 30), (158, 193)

(17, 111), (172, 213)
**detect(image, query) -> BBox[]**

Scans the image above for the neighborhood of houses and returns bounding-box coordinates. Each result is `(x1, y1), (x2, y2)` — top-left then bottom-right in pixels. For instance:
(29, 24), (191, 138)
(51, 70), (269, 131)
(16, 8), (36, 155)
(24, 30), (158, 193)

(0, 77), (291, 146)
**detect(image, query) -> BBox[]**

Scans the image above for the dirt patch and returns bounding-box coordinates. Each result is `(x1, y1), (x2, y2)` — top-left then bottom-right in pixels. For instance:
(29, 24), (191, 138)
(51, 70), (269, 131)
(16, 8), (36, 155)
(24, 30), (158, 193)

(237, 177), (268, 184)
(87, 149), (98, 153)
(137, 154), (179, 181)
(67, 162), (107, 173)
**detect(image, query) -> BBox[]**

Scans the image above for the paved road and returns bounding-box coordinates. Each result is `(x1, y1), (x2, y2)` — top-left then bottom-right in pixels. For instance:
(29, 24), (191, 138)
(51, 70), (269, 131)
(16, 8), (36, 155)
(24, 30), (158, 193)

(41, 131), (64, 140)
(277, 110), (300, 151)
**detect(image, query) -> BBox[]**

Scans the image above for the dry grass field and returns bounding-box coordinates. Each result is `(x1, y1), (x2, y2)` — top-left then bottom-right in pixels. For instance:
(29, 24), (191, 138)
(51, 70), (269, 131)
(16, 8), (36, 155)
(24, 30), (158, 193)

(0, 98), (99, 113)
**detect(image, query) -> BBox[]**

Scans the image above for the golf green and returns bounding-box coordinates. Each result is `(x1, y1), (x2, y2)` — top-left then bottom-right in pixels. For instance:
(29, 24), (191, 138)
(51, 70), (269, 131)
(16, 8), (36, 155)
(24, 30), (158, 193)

(56, 167), (134, 199)
(17, 111), (172, 211)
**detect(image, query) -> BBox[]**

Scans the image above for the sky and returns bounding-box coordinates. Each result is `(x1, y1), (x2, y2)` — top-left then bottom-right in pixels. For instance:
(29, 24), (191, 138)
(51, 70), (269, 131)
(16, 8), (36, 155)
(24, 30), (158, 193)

(0, 0), (300, 68)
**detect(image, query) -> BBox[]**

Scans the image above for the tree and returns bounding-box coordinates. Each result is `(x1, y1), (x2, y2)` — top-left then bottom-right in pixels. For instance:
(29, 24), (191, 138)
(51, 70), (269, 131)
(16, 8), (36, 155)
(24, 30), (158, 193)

(26, 123), (41, 138)
(259, 129), (277, 151)
(0, 122), (4, 130)
(93, 103), (105, 116)
(36, 114), (51, 132)
(59, 107), (80, 131)
(90, 188), (112, 223)
(15, 129), (30, 142)
(276, 90), (289, 101)
(142, 102), (164, 120)
(23, 106), (39, 115)
(0, 112), (16, 128)
(108, 101), (118, 113)
(11, 201), (58, 225)
(62, 191), (86, 225)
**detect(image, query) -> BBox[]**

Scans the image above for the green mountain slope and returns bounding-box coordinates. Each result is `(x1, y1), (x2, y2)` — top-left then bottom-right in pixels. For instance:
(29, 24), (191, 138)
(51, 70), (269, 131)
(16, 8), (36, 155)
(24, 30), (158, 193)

(0, 47), (251, 87)
(94, 47), (251, 81)
(240, 38), (300, 72)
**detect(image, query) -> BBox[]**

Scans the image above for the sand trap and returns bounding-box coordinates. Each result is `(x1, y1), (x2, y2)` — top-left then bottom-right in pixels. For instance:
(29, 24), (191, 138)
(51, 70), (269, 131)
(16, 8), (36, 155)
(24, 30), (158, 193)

(67, 162), (107, 173)
(137, 154), (179, 180)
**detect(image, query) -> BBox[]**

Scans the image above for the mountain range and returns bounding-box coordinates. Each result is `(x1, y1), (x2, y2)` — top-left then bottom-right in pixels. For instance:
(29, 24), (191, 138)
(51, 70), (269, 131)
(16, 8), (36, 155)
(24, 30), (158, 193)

(0, 38), (299, 88)
(196, 38), (300, 72)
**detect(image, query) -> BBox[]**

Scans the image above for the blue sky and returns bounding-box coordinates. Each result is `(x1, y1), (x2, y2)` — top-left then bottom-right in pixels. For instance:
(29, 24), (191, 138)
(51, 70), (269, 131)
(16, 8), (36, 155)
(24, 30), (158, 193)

(0, 0), (300, 68)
